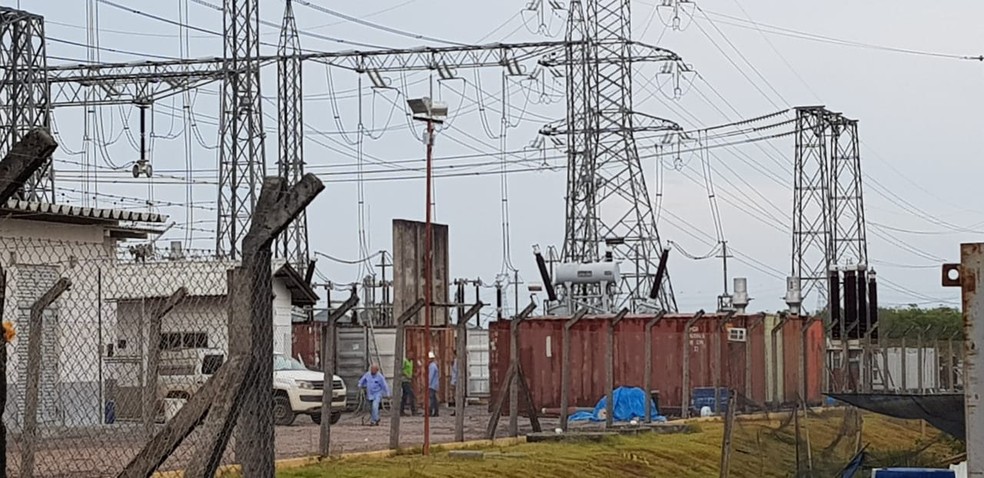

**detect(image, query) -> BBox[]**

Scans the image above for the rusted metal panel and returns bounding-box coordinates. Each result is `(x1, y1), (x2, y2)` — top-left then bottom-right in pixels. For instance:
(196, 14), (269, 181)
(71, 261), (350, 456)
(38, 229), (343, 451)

(291, 322), (321, 368)
(392, 219), (449, 327)
(404, 325), (456, 404)
(489, 313), (823, 415)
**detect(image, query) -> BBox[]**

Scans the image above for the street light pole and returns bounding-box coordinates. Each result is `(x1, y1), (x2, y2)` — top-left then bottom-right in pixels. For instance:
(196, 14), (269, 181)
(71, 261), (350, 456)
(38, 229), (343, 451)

(423, 116), (434, 456)
(407, 96), (447, 457)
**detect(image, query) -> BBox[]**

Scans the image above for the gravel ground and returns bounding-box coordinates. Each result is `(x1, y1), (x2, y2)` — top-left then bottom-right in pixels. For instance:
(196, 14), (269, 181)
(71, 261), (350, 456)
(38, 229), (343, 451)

(6, 404), (558, 477)
(277, 404), (558, 457)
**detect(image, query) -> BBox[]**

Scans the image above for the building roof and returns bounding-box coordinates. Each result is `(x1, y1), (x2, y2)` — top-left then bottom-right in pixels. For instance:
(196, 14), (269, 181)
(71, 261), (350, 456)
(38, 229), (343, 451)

(3, 199), (168, 223)
(1, 199), (167, 239)
(110, 258), (318, 307)
(274, 263), (319, 307)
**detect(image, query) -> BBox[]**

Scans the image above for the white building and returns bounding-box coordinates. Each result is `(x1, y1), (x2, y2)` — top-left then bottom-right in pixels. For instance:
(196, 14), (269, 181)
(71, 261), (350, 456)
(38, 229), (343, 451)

(0, 199), (167, 429)
(107, 258), (318, 421)
(0, 198), (318, 428)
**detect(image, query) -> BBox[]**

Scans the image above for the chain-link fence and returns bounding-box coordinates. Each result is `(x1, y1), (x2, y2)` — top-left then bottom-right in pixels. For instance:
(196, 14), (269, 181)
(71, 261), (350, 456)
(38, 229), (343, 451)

(825, 324), (963, 395)
(0, 164), (323, 476)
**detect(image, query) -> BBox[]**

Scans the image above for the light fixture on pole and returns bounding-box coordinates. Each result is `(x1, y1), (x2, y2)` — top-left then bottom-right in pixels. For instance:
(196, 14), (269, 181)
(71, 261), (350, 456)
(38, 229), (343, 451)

(406, 96), (448, 457)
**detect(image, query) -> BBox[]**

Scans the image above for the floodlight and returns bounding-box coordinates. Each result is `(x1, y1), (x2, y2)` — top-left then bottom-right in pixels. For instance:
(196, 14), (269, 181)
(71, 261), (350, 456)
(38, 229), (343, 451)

(407, 97), (449, 122)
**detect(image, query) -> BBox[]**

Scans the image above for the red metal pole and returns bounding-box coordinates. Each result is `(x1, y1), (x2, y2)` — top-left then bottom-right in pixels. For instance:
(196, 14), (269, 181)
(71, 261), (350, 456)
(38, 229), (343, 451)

(423, 118), (434, 456)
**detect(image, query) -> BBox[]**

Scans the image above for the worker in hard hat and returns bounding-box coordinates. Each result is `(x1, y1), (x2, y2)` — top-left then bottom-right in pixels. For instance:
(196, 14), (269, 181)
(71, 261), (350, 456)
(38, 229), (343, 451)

(427, 351), (440, 417)
(358, 364), (390, 426)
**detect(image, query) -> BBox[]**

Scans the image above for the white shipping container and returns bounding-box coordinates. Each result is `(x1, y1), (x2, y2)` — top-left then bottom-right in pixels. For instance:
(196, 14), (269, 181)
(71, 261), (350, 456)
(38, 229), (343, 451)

(466, 328), (490, 398)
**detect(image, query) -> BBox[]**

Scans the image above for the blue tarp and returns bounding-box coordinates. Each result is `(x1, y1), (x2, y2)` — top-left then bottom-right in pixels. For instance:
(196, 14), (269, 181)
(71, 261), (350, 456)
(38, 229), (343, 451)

(569, 386), (667, 423)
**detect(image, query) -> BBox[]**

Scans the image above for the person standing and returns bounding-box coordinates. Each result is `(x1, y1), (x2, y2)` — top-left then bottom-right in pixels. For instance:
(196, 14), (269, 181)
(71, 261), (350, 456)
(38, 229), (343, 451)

(400, 356), (417, 416)
(427, 351), (439, 417)
(449, 352), (459, 417)
(358, 364), (390, 426)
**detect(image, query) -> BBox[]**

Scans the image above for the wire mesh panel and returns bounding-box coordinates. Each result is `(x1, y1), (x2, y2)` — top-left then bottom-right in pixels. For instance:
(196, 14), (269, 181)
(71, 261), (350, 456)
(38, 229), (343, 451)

(0, 232), (287, 477)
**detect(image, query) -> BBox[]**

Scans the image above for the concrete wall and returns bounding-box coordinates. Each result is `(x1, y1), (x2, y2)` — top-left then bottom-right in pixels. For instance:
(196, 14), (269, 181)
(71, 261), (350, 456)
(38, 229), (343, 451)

(392, 219), (449, 326)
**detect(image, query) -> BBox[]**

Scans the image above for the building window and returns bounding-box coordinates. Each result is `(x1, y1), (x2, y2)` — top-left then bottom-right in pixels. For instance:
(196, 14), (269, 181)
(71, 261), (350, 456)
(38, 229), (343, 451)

(160, 332), (209, 351)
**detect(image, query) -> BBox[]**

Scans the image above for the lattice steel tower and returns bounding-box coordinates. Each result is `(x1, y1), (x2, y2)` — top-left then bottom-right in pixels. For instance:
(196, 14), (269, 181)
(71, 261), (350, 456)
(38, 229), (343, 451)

(276, 0), (309, 276)
(0, 8), (52, 202)
(792, 107), (832, 307)
(829, 115), (867, 270)
(558, 0), (678, 312)
(217, 0), (265, 259)
(791, 106), (868, 310)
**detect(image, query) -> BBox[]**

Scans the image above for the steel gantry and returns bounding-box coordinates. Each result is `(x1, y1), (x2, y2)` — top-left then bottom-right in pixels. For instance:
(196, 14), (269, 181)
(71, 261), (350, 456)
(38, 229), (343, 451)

(0, 7), (51, 202)
(11, 3), (688, 310)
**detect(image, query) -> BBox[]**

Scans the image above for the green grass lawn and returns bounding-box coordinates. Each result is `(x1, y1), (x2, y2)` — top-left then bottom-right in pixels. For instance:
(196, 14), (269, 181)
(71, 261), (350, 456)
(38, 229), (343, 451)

(261, 410), (960, 477)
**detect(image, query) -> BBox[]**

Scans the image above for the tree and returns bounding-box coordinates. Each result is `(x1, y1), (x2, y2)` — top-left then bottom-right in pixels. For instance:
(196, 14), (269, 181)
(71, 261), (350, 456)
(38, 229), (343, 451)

(878, 306), (961, 340)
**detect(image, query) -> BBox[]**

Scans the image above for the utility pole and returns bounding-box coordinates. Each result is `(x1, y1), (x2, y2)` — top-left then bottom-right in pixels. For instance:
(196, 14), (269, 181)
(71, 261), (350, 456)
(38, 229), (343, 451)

(407, 97), (448, 456)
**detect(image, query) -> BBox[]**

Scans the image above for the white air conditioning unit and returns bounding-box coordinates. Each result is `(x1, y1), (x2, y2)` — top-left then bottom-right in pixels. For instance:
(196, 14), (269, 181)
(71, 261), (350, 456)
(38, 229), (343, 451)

(728, 327), (747, 343)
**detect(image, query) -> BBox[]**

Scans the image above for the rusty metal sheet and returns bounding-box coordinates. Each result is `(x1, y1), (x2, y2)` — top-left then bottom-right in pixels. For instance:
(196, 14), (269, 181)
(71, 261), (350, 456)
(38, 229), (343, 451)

(404, 326), (457, 404)
(488, 313), (822, 416)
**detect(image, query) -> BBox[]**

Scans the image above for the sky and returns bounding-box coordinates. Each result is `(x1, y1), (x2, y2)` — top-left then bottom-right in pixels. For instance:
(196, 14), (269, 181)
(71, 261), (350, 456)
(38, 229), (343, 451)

(13, 0), (984, 321)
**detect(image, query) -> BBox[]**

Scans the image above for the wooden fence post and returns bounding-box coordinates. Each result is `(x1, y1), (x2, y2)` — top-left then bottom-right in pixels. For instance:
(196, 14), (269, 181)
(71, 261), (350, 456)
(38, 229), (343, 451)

(388, 299), (424, 450)
(559, 308), (588, 431)
(142, 288), (188, 436)
(455, 302), (482, 441)
(508, 302), (537, 436)
(320, 291), (358, 456)
(21, 278), (71, 478)
(643, 312), (665, 423)
(605, 308), (629, 428)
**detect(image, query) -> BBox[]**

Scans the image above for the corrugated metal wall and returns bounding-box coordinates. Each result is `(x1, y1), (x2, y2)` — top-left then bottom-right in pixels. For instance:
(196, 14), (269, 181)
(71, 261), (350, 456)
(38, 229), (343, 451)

(489, 313), (825, 416)
(293, 323), (489, 405)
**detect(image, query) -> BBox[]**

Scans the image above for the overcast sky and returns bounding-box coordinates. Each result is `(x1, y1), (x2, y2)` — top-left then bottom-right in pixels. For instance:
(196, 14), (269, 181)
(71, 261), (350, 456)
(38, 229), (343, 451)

(15, 0), (984, 320)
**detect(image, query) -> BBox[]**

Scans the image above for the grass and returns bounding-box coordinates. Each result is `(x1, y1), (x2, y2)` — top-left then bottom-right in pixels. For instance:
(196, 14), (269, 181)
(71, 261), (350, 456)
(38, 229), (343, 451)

(240, 410), (961, 477)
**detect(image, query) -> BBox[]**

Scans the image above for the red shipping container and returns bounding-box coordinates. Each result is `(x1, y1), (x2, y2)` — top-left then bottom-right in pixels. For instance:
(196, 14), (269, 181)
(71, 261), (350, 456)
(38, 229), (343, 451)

(489, 313), (822, 416)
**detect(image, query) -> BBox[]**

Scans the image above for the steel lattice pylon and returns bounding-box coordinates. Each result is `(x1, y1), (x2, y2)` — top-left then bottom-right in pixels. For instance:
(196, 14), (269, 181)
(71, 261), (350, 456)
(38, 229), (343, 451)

(276, 0), (308, 276)
(0, 7), (51, 202)
(792, 106), (832, 308)
(791, 106), (869, 311)
(561, 0), (677, 312)
(829, 115), (867, 270)
(217, 0), (265, 259)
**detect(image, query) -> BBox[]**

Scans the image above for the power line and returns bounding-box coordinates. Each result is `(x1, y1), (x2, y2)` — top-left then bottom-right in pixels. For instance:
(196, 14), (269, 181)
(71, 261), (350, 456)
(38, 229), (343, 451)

(702, 9), (983, 62)
(290, 0), (468, 46)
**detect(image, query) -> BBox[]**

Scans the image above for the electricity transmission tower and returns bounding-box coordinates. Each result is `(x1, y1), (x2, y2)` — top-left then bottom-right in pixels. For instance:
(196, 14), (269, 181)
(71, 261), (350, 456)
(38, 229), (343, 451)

(544, 0), (681, 313)
(791, 106), (868, 311)
(276, 0), (309, 276)
(0, 8), (51, 202)
(217, 0), (265, 260)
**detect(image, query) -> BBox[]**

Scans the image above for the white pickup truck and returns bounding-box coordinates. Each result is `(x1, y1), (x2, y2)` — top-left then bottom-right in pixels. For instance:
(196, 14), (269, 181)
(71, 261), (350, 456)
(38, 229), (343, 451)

(158, 349), (347, 426)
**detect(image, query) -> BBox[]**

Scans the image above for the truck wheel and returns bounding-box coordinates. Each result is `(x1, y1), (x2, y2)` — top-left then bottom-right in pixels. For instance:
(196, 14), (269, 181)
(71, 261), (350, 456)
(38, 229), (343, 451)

(273, 395), (295, 426)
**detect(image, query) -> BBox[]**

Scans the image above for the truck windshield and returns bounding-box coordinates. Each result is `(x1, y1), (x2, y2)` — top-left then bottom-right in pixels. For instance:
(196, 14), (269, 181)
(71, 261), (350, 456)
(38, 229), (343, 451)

(273, 354), (308, 372)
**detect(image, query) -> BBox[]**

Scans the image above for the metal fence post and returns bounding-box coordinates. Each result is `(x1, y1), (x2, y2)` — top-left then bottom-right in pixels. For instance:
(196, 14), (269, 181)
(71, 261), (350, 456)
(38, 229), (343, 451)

(321, 291), (358, 456)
